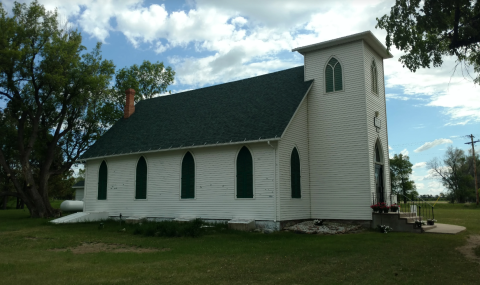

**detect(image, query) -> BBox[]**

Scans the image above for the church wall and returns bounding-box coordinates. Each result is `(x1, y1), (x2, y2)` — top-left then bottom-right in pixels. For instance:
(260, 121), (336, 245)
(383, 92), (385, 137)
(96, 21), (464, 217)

(304, 40), (373, 220)
(83, 142), (276, 221)
(363, 42), (391, 202)
(277, 96), (311, 220)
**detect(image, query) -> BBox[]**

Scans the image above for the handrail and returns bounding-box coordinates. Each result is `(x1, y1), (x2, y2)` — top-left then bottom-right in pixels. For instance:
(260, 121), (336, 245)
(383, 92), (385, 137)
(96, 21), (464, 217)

(396, 193), (434, 207)
(395, 193), (435, 223)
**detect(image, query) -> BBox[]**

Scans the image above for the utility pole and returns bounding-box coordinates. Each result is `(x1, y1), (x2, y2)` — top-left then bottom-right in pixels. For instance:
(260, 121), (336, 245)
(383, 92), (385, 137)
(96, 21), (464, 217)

(465, 134), (480, 205)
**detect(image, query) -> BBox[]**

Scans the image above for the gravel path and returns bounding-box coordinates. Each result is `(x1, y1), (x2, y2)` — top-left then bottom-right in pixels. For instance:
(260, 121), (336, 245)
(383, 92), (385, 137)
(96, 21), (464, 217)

(285, 221), (362, 234)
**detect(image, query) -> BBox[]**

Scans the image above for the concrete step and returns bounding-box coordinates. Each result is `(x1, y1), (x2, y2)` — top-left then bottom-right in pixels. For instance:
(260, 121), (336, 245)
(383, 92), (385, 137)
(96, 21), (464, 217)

(421, 225), (436, 231)
(399, 213), (418, 218)
(403, 217), (424, 223)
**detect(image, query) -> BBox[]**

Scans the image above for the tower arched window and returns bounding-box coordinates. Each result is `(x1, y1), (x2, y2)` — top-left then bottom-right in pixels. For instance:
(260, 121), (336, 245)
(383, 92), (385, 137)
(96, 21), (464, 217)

(325, 57), (343, 93)
(136, 156), (147, 199)
(98, 160), (108, 200)
(181, 152), (195, 199)
(291, 148), (301, 198)
(371, 60), (378, 94)
(374, 141), (384, 203)
(236, 146), (253, 198)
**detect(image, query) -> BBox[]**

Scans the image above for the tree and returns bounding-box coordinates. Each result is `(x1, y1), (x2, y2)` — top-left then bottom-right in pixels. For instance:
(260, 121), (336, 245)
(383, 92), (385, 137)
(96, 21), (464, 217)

(0, 1), (115, 217)
(428, 146), (474, 203)
(390, 153), (416, 203)
(376, 0), (480, 83)
(0, 1), (175, 218)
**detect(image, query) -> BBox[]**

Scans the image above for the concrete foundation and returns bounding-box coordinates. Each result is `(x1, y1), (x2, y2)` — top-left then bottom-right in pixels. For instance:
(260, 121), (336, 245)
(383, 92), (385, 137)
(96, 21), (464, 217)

(228, 219), (256, 231)
(371, 212), (425, 233)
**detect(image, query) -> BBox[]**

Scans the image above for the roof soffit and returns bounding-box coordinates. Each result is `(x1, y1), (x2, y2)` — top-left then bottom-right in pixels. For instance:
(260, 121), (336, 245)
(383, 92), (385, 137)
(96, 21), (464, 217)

(292, 31), (393, 59)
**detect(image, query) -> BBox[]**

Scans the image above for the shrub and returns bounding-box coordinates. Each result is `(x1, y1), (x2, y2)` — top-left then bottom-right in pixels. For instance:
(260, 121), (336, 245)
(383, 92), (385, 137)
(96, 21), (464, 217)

(130, 219), (204, 238)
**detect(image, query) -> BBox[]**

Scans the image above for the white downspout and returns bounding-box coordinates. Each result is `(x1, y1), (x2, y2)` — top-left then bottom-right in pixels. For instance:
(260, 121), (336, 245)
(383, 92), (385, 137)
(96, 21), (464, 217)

(83, 161), (87, 212)
(267, 141), (277, 224)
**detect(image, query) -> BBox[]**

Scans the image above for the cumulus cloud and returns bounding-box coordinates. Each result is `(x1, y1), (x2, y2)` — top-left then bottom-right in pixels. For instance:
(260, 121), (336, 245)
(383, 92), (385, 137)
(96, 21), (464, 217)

(414, 138), (453, 153)
(412, 162), (426, 169)
(400, 148), (409, 156)
(6, 0), (480, 121)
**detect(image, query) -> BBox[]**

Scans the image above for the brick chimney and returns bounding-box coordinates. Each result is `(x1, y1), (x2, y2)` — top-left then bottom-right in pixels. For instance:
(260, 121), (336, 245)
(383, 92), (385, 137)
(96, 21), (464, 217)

(124, 88), (135, 119)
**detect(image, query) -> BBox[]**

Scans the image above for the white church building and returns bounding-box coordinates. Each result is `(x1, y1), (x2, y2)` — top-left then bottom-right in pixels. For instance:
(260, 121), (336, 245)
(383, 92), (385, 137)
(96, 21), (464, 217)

(79, 31), (393, 229)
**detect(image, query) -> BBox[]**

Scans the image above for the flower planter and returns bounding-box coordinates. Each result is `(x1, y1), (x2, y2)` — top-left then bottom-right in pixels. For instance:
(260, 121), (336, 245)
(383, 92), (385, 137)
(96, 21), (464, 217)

(390, 207), (398, 212)
(427, 220), (435, 225)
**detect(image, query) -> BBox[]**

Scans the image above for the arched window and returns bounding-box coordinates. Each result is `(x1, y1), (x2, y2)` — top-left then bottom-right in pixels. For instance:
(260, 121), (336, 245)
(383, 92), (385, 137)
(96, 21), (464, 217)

(325, 57), (343, 92)
(291, 148), (301, 198)
(98, 160), (108, 200)
(375, 143), (381, 163)
(181, 152), (195, 199)
(371, 60), (378, 94)
(374, 141), (384, 203)
(236, 146), (253, 198)
(136, 156), (147, 199)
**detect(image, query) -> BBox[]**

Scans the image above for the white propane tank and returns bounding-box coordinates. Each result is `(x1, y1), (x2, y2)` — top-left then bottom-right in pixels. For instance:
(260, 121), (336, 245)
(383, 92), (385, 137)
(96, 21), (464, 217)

(60, 200), (84, 212)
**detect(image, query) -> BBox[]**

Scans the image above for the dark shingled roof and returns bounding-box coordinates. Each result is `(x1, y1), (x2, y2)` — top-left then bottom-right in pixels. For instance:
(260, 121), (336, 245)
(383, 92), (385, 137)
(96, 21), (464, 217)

(81, 66), (313, 159)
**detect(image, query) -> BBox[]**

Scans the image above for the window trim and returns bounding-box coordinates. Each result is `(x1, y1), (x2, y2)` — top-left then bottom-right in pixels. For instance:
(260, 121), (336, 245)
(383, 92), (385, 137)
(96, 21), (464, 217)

(373, 138), (387, 198)
(97, 160), (108, 200)
(134, 156), (148, 200)
(374, 138), (384, 166)
(180, 151), (197, 200)
(234, 145), (255, 199)
(324, 56), (345, 94)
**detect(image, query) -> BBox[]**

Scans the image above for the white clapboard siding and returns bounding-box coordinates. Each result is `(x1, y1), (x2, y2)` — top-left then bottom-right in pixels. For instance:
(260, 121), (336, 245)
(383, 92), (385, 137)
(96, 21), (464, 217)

(75, 189), (84, 201)
(277, 97), (311, 220)
(84, 143), (276, 220)
(304, 40), (373, 220)
(363, 42), (391, 201)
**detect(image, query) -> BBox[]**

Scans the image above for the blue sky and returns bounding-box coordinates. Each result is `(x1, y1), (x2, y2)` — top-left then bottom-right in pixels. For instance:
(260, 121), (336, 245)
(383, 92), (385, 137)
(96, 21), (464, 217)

(2, 0), (479, 195)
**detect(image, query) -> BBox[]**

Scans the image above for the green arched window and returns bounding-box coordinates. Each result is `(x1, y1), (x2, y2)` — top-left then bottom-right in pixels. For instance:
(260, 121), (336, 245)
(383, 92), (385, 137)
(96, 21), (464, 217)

(325, 57), (343, 93)
(291, 148), (301, 198)
(237, 146), (253, 198)
(98, 160), (108, 200)
(135, 156), (147, 199)
(375, 143), (381, 163)
(181, 152), (195, 199)
(371, 60), (378, 94)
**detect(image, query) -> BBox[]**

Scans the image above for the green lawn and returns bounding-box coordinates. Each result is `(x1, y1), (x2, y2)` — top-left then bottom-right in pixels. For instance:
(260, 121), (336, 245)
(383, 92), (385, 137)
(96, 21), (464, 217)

(0, 204), (479, 285)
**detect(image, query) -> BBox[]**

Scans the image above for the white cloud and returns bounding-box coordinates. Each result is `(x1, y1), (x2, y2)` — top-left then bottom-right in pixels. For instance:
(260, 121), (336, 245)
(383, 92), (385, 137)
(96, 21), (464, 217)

(6, 0), (480, 122)
(386, 93), (410, 100)
(414, 138), (453, 153)
(400, 148), (409, 156)
(412, 162), (426, 169)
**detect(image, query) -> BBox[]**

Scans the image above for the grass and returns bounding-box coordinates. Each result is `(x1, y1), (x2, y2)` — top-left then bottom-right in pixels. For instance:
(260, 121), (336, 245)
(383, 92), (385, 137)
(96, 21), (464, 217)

(0, 204), (479, 284)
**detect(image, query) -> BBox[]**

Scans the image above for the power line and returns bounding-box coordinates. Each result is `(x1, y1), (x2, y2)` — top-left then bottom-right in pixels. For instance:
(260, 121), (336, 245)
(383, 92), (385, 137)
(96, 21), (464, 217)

(465, 134), (480, 205)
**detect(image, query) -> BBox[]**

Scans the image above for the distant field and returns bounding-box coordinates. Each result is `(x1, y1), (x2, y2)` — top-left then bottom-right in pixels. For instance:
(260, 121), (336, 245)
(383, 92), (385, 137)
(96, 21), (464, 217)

(0, 203), (479, 284)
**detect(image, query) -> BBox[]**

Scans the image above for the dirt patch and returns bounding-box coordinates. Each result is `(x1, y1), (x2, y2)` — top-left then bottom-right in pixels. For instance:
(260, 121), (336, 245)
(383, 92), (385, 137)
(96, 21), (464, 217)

(49, 242), (170, 254)
(24, 236), (54, 241)
(456, 235), (480, 264)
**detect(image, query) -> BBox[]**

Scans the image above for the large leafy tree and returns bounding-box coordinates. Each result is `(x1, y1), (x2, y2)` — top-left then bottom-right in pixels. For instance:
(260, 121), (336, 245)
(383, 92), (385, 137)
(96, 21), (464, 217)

(377, 0), (480, 83)
(0, 2), (175, 218)
(390, 154), (416, 203)
(0, 1), (116, 218)
(428, 146), (475, 203)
